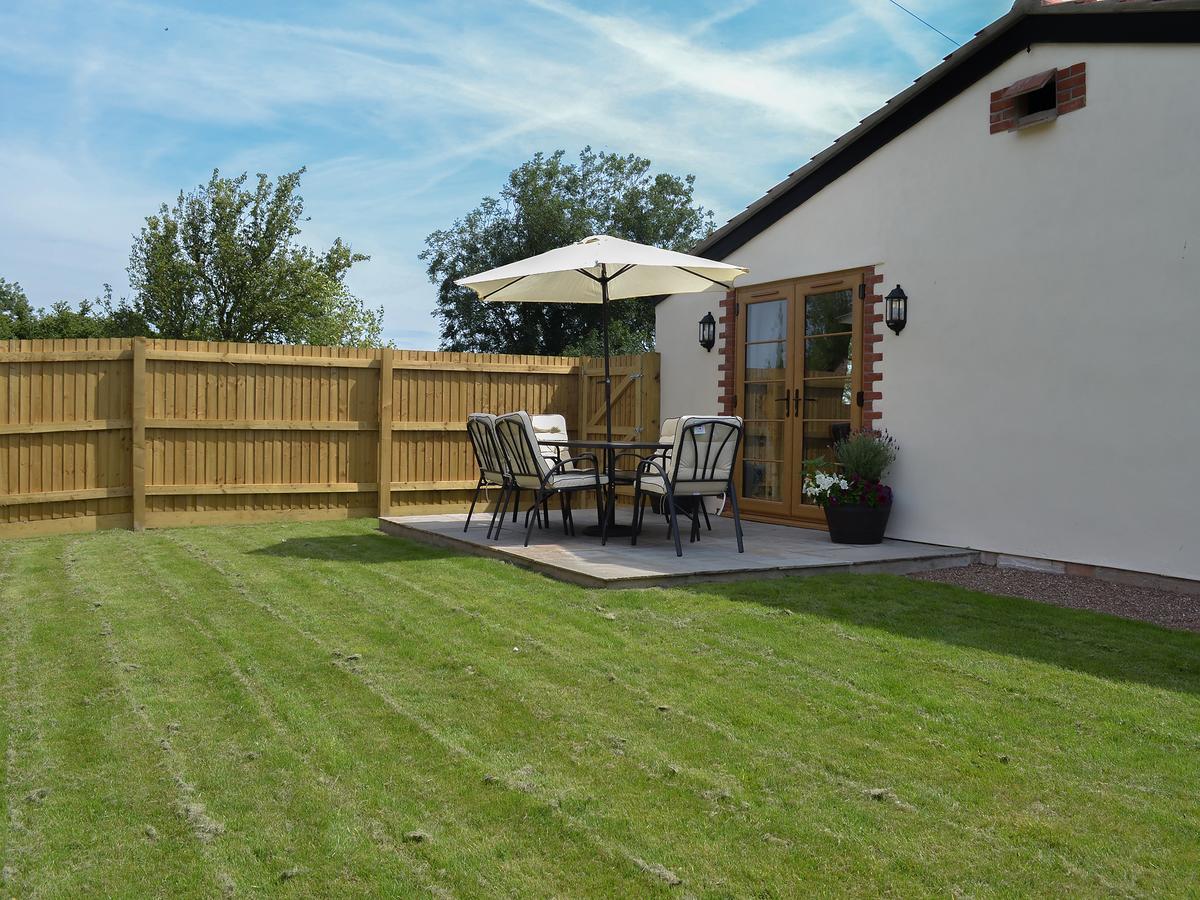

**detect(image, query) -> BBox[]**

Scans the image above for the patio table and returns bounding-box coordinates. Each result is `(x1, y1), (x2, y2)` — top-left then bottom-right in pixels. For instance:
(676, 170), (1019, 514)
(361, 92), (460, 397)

(538, 437), (671, 537)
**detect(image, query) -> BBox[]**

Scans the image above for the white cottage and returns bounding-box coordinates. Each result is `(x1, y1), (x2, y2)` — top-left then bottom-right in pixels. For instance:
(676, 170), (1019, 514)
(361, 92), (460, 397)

(656, 0), (1200, 584)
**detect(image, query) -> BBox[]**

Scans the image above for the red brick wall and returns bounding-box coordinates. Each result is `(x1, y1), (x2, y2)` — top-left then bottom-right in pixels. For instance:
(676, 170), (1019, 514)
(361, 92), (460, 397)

(861, 267), (884, 429)
(717, 290), (737, 415)
(1055, 62), (1087, 115)
(990, 61), (1086, 133)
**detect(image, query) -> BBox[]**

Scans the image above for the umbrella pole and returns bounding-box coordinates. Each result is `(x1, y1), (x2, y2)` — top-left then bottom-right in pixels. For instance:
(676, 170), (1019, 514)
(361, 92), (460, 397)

(601, 276), (612, 446)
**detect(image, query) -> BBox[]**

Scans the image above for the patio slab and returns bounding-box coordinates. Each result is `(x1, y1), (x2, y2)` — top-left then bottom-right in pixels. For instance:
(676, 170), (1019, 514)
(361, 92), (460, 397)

(379, 507), (976, 589)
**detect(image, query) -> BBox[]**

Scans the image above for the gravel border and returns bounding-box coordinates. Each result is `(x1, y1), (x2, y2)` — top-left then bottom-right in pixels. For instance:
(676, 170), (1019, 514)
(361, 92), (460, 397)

(910, 564), (1200, 634)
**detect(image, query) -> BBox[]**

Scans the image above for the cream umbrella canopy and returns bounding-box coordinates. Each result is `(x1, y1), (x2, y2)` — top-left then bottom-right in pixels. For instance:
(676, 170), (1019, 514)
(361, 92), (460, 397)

(455, 234), (748, 445)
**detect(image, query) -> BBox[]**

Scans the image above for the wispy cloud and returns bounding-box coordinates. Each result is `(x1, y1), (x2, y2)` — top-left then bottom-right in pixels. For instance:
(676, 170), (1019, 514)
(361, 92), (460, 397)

(847, 0), (960, 68)
(0, 0), (1000, 345)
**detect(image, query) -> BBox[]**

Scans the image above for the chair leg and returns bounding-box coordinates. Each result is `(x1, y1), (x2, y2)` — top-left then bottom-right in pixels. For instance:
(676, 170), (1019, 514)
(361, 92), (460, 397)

(512, 488), (520, 522)
(630, 484), (642, 546)
(490, 483), (510, 540)
(464, 478), (484, 532)
(542, 497), (550, 529)
(664, 485), (683, 557)
(702, 501), (712, 531)
(727, 484), (745, 553)
(690, 502), (701, 544)
(560, 493), (571, 535)
(523, 491), (542, 547)
(594, 487), (606, 535)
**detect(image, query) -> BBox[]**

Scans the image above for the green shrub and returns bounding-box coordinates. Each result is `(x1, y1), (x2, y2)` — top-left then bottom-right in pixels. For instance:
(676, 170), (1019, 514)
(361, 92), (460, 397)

(834, 430), (897, 482)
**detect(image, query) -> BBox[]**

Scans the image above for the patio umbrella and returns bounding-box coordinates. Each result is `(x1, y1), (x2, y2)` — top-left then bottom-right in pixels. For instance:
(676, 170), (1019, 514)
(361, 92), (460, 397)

(455, 234), (748, 443)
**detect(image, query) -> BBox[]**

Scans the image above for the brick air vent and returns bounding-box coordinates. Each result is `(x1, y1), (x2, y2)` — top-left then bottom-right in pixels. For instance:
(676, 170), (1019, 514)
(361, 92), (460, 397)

(990, 62), (1086, 134)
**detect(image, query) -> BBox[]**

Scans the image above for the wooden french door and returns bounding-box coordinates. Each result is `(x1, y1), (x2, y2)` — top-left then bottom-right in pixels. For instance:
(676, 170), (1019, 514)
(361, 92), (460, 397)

(734, 270), (864, 525)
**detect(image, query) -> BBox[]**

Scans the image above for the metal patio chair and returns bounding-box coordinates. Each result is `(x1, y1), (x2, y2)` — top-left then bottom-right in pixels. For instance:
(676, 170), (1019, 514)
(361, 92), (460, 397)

(631, 416), (744, 557)
(494, 411), (609, 546)
(465, 413), (511, 538)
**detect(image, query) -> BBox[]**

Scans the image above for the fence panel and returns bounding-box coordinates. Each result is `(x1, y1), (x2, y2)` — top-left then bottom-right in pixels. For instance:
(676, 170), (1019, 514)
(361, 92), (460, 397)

(0, 339), (135, 536)
(385, 350), (582, 516)
(0, 339), (659, 536)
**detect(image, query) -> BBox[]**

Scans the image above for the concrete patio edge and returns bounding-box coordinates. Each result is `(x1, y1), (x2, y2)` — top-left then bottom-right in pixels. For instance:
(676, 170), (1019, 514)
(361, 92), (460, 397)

(378, 515), (978, 589)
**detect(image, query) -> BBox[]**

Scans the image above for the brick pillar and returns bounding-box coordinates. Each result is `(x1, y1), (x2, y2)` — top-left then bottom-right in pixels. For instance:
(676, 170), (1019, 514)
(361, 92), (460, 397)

(717, 290), (737, 415)
(861, 267), (884, 428)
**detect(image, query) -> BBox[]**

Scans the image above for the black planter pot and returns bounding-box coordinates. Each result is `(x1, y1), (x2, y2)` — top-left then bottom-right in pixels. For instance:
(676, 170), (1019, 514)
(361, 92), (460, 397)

(823, 502), (892, 545)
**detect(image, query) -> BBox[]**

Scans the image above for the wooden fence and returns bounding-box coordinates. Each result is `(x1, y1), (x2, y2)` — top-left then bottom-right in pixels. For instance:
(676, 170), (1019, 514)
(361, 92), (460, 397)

(0, 339), (660, 537)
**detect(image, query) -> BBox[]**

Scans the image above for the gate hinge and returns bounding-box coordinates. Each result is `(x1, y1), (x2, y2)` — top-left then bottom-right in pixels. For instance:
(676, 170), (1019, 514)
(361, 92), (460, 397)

(856, 390), (865, 408)
(858, 283), (866, 300)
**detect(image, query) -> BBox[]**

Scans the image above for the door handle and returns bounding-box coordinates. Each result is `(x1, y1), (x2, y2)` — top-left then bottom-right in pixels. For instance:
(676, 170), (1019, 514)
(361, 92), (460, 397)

(775, 391), (790, 418)
(794, 389), (801, 418)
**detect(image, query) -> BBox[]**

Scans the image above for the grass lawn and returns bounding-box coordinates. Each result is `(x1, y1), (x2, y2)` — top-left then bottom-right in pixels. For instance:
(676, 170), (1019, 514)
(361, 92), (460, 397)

(1, 520), (1197, 897)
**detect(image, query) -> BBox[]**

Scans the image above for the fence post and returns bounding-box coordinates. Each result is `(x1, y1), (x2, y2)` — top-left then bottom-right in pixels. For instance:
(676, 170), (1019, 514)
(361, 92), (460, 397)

(641, 352), (661, 440)
(377, 347), (394, 517)
(131, 336), (146, 531)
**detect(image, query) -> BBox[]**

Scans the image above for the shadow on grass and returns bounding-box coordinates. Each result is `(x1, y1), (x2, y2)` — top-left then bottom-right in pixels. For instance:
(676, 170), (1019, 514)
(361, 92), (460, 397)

(249, 531), (459, 564)
(693, 575), (1200, 697)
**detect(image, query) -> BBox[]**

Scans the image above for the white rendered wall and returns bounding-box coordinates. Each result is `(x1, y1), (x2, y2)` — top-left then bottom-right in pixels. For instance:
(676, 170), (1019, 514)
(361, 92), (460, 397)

(657, 44), (1200, 580)
(655, 288), (725, 420)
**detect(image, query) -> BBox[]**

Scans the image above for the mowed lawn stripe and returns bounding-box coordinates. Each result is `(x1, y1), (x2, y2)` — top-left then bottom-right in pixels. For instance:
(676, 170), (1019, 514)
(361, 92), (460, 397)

(125, 530), (665, 896)
(1, 542), (18, 874)
(1, 538), (219, 896)
(208, 525), (1200, 883)
(166, 526), (898, 892)
(193, 524), (1011, 878)
(66, 533), (452, 897)
(172, 522), (1200, 895)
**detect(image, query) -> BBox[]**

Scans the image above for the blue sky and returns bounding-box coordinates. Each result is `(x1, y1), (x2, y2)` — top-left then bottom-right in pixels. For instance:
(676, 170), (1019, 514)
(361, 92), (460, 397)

(0, 0), (1010, 346)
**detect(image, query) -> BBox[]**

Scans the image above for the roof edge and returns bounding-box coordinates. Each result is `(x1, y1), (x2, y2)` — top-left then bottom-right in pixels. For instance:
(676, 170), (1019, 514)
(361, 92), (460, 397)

(681, 3), (1200, 273)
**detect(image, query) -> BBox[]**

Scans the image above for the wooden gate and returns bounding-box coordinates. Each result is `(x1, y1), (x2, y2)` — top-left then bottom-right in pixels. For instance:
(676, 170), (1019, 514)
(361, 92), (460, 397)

(577, 352), (661, 444)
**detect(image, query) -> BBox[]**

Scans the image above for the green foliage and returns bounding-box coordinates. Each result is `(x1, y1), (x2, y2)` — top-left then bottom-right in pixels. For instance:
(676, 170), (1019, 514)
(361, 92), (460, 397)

(0, 277), (35, 339)
(128, 168), (382, 345)
(0, 279), (150, 340)
(835, 429), (898, 482)
(421, 147), (715, 355)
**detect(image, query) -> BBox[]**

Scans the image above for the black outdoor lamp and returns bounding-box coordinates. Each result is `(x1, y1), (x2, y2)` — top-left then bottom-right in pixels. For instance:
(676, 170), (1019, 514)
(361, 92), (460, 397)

(698, 311), (717, 351)
(884, 285), (908, 335)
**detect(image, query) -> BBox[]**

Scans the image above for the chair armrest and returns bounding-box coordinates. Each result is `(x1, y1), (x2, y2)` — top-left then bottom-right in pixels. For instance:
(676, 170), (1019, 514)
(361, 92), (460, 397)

(611, 450), (657, 471)
(545, 453), (600, 480)
(634, 457), (670, 481)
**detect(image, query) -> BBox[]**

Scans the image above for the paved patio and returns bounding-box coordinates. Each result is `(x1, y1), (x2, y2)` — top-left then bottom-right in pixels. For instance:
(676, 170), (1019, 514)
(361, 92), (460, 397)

(379, 507), (975, 589)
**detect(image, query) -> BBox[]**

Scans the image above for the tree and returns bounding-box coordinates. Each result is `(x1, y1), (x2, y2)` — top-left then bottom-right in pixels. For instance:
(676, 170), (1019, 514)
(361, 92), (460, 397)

(0, 279), (149, 340)
(0, 278), (35, 340)
(128, 168), (383, 346)
(421, 148), (715, 355)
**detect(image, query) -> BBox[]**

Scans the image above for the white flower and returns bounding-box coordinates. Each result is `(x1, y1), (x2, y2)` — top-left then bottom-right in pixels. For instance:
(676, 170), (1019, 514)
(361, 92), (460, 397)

(802, 469), (849, 500)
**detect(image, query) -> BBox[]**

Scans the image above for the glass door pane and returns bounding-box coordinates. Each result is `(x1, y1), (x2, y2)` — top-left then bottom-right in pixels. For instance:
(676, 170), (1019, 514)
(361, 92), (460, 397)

(798, 286), (854, 510)
(741, 296), (791, 504)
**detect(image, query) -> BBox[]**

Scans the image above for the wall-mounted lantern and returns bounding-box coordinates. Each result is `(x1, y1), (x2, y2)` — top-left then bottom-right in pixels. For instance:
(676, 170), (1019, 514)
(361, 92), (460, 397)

(884, 285), (908, 335)
(698, 311), (716, 351)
